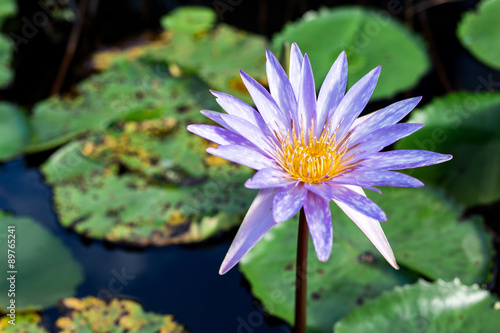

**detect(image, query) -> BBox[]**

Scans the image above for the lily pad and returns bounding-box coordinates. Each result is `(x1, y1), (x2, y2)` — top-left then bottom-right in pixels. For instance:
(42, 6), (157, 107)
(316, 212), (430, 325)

(0, 103), (30, 161)
(0, 313), (48, 333)
(334, 279), (500, 333)
(145, 7), (268, 103)
(272, 7), (430, 100)
(0, 0), (17, 88)
(56, 297), (188, 333)
(239, 188), (491, 332)
(0, 212), (84, 311)
(457, 0), (500, 70)
(27, 61), (214, 153)
(395, 92), (500, 207)
(42, 140), (255, 246)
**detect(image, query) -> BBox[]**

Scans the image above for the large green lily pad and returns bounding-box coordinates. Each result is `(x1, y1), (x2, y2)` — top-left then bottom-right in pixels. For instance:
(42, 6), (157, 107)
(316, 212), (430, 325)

(395, 92), (500, 207)
(42, 137), (255, 246)
(27, 61), (214, 153)
(0, 313), (48, 333)
(144, 7), (268, 103)
(0, 212), (84, 311)
(0, 0), (17, 88)
(0, 103), (30, 161)
(334, 279), (500, 333)
(272, 7), (429, 100)
(239, 187), (491, 332)
(56, 297), (187, 333)
(457, 0), (500, 70)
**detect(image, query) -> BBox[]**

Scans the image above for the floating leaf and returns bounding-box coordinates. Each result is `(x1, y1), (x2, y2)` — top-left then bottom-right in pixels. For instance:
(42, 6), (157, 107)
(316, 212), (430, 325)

(335, 279), (500, 333)
(0, 212), (84, 311)
(239, 188), (491, 332)
(161, 6), (216, 36)
(395, 92), (500, 207)
(458, 0), (500, 70)
(332, 187), (492, 285)
(56, 297), (188, 333)
(0, 312), (48, 333)
(27, 61), (214, 153)
(272, 7), (429, 100)
(0, 0), (17, 88)
(42, 140), (254, 246)
(0, 103), (30, 161)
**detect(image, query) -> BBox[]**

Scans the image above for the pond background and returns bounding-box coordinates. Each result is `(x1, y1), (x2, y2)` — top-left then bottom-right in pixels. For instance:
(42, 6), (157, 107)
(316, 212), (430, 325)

(1, 0), (500, 332)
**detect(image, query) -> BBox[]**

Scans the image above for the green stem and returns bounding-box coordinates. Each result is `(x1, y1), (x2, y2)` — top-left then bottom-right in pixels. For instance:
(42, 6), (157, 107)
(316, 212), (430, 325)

(294, 208), (308, 333)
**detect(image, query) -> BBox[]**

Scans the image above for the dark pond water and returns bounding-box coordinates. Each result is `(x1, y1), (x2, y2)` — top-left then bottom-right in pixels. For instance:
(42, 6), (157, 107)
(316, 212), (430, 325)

(0, 158), (291, 332)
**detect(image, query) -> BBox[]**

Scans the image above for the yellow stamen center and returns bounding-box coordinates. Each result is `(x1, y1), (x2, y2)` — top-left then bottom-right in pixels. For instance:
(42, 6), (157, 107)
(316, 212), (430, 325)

(274, 120), (357, 183)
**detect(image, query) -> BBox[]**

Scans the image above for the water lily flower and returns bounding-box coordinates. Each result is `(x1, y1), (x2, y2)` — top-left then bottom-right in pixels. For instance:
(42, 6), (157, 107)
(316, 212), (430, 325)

(187, 43), (452, 275)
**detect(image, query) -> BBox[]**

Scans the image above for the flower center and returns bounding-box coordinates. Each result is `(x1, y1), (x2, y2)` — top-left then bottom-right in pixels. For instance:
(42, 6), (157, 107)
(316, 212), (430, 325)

(274, 122), (355, 183)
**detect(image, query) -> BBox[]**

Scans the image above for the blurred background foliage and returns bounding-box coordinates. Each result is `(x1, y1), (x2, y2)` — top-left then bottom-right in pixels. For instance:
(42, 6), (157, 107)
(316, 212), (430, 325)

(0, 0), (500, 332)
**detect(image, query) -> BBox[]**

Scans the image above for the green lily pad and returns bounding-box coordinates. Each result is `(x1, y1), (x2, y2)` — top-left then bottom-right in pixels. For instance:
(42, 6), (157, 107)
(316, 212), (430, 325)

(272, 7), (430, 100)
(333, 187), (492, 285)
(0, 312), (48, 333)
(161, 6), (216, 36)
(457, 0), (500, 70)
(395, 92), (500, 207)
(334, 279), (500, 333)
(27, 61), (214, 153)
(56, 297), (187, 333)
(239, 188), (492, 332)
(0, 212), (84, 311)
(0, 103), (30, 161)
(0, 35), (14, 88)
(145, 7), (268, 104)
(42, 140), (255, 246)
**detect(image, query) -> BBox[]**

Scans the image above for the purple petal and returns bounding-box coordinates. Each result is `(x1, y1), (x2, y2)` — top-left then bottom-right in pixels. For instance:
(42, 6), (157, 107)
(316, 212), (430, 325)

(289, 42), (304, 98)
(305, 183), (387, 221)
(297, 54), (316, 137)
(304, 192), (332, 262)
(333, 185), (398, 269)
(186, 124), (254, 148)
(206, 145), (274, 170)
(360, 150), (453, 170)
(326, 176), (382, 194)
(349, 123), (424, 162)
(346, 170), (424, 188)
(273, 184), (307, 222)
(245, 168), (296, 189)
(220, 114), (275, 154)
(266, 50), (297, 126)
(316, 51), (347, 136)
(329, 66), (381, 140)
(211, 90), (272, 136)
(240, 70), (288, 132)
(349, 97), (422, 142)
(201, 110), (230, 128)
(219, 188), (278, 274)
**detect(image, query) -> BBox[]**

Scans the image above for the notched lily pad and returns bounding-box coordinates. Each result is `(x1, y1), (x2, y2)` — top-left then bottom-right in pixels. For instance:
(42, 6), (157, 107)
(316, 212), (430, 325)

(56, 297), (188, 333)
(272, 6), (430, 100)
(240, 187), (492, 332)
(334, 279), (500, 333)
(395, 92), (500, 207)
(0, 212), (84, 311)
(457, 0), (500, 70)
(28, 61), (214, 153)
(43, 138), (254, 246)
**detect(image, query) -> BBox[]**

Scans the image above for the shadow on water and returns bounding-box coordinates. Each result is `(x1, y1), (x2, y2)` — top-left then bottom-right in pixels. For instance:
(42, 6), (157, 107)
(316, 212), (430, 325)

(0, 158), (291, 333)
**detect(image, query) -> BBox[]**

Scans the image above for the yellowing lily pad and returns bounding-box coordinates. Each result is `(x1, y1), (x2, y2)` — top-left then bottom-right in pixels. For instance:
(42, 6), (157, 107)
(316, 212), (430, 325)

(56, 297), (188, 333)
(0, 312), (48, 333)
(239, 188), (492, 333)
(335, 279), (500, 333)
